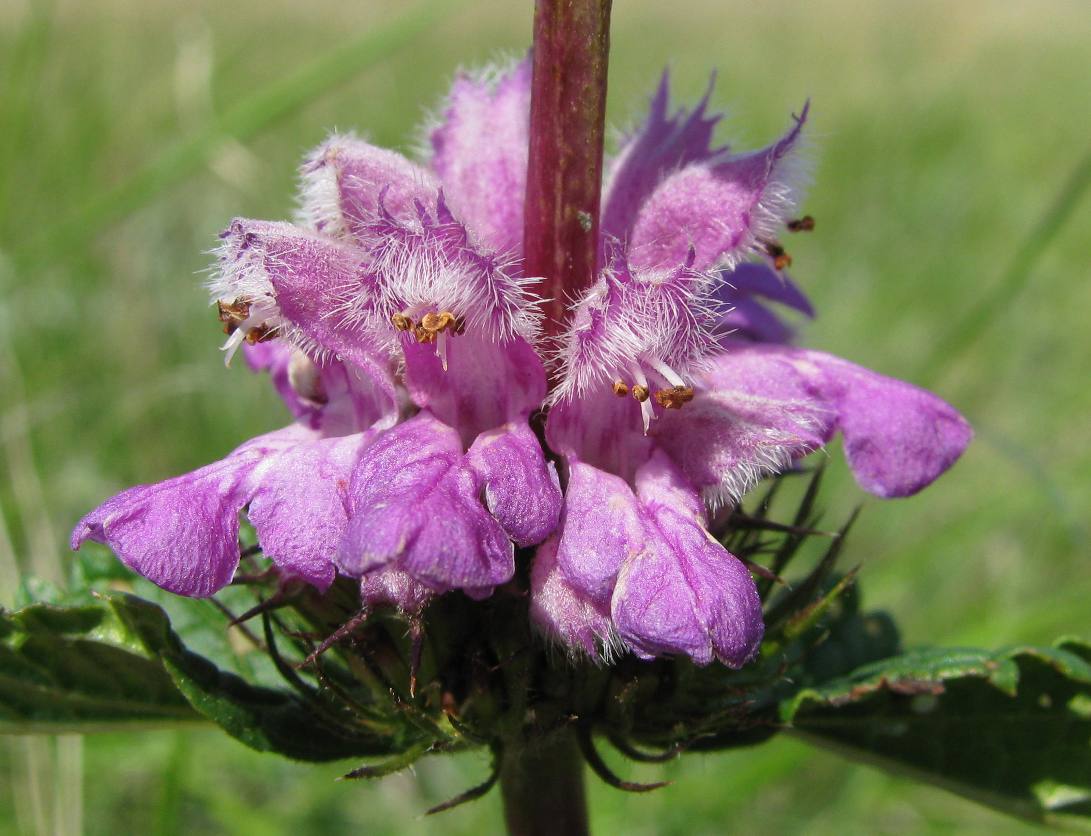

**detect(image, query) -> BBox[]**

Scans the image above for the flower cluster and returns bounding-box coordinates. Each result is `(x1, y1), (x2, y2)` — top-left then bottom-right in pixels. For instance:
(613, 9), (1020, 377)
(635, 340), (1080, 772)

(72, 60), (971, 668)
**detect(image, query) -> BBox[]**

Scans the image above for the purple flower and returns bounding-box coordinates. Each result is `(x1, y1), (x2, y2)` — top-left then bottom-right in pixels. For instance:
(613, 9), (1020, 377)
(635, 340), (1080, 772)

(72, 60), (971, 668)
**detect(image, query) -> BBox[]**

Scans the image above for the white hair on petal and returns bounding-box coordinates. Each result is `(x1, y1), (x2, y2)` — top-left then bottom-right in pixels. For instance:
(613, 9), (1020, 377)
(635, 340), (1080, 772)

(712, 104), (814, 272)
(411, 51), (528, 164)
(549, 259), (727, 405)
(295, 131), (357, 238)
(692, 391), (831, 512)
(207, 221), (375, 368)
(349, 213), (542, 348)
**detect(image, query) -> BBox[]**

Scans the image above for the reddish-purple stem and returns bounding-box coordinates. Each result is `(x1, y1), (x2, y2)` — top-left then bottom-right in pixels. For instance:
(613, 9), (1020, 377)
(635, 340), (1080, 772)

(524, 0), (613, 344)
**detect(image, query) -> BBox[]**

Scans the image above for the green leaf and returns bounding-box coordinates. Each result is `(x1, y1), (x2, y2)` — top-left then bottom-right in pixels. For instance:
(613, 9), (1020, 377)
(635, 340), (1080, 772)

(781, 640), (1091, 829)
(0, 600), (201, 733)
(2, 593), (425, 763)
(104, 593), (419, 762)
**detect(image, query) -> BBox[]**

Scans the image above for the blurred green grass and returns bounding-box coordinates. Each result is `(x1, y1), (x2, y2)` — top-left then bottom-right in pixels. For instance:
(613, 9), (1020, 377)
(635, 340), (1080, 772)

(2, 0), (1089, 833)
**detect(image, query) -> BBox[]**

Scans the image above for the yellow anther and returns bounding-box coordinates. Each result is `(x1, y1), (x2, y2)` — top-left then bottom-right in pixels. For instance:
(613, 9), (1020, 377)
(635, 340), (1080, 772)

(419, 311), (445, 332)
(415, 310), (460, 343)
(761, 239), (792, 270)
(612, 380), (630, 397)
(414, 323), (436, 344)
(632, 384), (650, 403)
(391, 312), (413, 332)
(244, 324), (277, 344)
(217, 298), (251, 335)
(654, 386), (695, 410)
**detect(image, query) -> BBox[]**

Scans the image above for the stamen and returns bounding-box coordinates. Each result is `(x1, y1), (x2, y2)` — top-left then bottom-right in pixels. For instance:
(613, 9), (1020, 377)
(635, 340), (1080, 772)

(218, 298), (251, 335)
(612, 380), (630, 397)
(437, 330), (449, 372)
(413, 309), (461, 344)
(419, 311), (445, 332)
(787, 215), (815, 232)
(244, 324), (277, 344)
(760, 239), (792, 271)
(628, 364), (655, 434)
(218, 297), (280, 366)
(414, 323), (437, 344)
(646, 357), (686, 389)
(653, 386), (695, 410)
(391, 312), (414, 332)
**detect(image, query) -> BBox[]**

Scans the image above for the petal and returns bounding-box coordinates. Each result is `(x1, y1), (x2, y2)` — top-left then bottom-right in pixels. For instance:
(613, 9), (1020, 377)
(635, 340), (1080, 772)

(549, 249), (724, 418)
(546, 392), (653, 484)
(467, 420), (561, 547)
(360, 568), (434, 615)
(806, 352), (973, 498)
(336, 412), (514, 592)
(609, 450), (764, 667)
(720, 262), (814, 317)
(247, 432), (373, 591)
(70, 429), (305, 597)
(627, 104), (808, 273)
(299, 134), (438, 241)
(657, 344), (971, 504)
(402, 331), (547, 442)
(213, 219), (398, 428)
(71, 459), (252, 597)
(430, 58), (531, 254)
(652, 346), (834, 506)
(553, 461), (645, 607)
(611, 500), (763, 667)
(601, 71), (724, 244)
(720, 297), (795, 344)
(370, 196), (543, 345)
(529, 535), (614, 658)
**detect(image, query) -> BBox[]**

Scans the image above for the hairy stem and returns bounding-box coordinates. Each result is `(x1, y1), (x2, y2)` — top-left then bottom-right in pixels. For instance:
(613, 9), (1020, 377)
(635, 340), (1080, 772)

(500, 728), (589, 836)
(524, 0), (613, 344)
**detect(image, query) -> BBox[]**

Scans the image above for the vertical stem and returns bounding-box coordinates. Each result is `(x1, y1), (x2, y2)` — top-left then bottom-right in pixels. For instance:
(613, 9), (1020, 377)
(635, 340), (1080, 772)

(500, 729), (589, 836)
(524, 0), (613, 341)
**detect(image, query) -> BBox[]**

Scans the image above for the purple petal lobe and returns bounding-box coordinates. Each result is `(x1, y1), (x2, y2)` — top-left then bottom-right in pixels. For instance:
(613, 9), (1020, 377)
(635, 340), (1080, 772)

(627, 104), (808, 273)
(659, 344), (971, 503)
(402, 332), (547, 443)
(300, 134), (438, 240)
(71, 458), (252, 597)
(721, 262), (814, 316)
(546, 393), (653, 485)
(529, 535), (614, 658)
(611, 451), (764, 667)
(653, 346), (834, 507)
(467, 421), (561, 547)
(554, 461), (645, 607)
(337, 412), (514, 592)
(601, 71), (724, 244)
(247, 433), (372, 591)
(71, 428), (307, 597)
(807, 352), (973, 498)
(213, 219), (398, 428)
(720, 297), (795, 344)
(430, 58), (531, 254)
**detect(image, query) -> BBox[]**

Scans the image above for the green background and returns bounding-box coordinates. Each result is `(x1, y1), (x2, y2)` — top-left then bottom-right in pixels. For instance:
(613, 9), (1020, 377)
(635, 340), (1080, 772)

(1, 0), (1089, 832)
